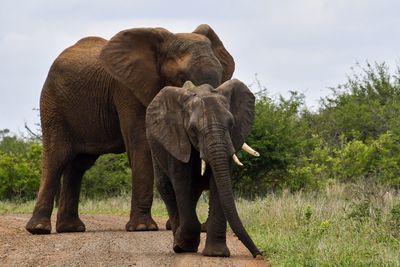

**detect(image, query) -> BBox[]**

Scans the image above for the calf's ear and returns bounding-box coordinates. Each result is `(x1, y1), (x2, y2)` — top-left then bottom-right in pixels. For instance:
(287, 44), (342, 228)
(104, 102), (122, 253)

(217, 79), (255, 151)
(146, 87), (192, 163)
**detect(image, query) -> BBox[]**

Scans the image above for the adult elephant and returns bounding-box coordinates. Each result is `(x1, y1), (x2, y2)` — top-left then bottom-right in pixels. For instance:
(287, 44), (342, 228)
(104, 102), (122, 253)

(25, 24), (234, 234)
(146, 80), (261, 257)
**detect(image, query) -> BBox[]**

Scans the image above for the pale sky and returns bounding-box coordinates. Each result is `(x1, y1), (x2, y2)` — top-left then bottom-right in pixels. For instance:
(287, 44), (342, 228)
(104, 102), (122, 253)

(1, 0), (399, 133)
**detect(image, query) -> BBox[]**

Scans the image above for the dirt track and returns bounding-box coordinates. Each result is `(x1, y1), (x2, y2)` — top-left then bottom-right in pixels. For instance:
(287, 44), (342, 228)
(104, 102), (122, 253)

(0, 215), (267, 267)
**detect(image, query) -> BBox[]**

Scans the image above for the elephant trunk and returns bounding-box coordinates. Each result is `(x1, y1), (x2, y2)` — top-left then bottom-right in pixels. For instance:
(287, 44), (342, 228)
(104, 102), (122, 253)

(205, 131), (261, 258)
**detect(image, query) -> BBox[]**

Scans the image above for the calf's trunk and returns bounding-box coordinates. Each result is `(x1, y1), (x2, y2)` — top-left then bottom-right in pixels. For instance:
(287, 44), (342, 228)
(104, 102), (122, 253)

(207, 141), (261, 258)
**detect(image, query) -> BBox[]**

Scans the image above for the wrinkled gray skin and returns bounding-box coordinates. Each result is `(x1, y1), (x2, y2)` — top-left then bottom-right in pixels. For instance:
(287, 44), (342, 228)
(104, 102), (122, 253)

(146, 80), (262, 258)
(25, 24), (234, 234)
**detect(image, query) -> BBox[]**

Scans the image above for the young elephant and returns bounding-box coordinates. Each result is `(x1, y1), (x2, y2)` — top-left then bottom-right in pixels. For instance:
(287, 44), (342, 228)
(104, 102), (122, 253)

(146, 80), (262, 257)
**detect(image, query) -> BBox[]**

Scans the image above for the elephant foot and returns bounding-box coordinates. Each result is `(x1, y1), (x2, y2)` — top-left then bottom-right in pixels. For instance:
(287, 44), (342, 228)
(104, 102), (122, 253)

(202, 241), (231, 257)
(26, 216), (51, 235)
(173, 226), (200, 253)
(56, 217), (86, 233)
(126, 216), (158, 231)
(173, 242), (199, 253)
(173, 237), (199, 253)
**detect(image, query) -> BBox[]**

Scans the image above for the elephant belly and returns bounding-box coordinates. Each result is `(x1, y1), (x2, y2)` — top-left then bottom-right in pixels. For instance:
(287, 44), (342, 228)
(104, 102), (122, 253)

(41, 84), (125, 155)
(63, 100), (126, 154)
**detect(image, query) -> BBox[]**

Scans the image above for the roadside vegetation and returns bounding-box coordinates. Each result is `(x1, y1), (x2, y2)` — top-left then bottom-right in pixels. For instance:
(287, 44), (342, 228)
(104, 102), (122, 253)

(1, 62), (399, 265)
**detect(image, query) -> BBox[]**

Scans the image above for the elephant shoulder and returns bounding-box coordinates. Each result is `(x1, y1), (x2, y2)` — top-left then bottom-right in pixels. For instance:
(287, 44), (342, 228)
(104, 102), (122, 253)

(75, 36), (108, 47)
(59, 36), (106, 59)
(51, 37), (107, 75)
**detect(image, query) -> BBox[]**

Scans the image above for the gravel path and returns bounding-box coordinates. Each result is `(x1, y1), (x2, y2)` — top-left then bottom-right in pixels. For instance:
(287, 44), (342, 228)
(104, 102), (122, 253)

(0, 214), (267, 267)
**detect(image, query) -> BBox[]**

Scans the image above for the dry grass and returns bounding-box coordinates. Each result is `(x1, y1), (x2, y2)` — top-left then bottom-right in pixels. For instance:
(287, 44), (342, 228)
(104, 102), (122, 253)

(236, 183), (400, 266)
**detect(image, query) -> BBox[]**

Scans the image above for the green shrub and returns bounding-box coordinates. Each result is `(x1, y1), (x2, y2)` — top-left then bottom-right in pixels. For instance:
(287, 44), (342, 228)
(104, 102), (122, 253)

(369, 132), (400, 186)
(81, 153), (131, 199)
(0, 130), (132, 200)
(233, 90), (310, 195)
(0, 141), (42, 201)
(314, 62), (400, 144)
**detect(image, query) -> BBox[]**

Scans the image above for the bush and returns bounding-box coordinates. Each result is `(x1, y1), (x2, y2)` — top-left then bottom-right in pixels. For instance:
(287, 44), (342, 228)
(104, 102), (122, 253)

(81, 153), (131, 199)
(233, 89), (311, 195)
(234, 62), (400, 196)
(0, 136), (42, 201)
(0, 130), (131, 200)
(314, 62), (400, 144)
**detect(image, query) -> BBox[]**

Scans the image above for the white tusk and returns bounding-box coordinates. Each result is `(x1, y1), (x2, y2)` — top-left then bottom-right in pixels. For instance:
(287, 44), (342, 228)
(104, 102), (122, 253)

(232, 154), (243, 166)
(242, 143), (260, 157)
(201, 159), (206, 176)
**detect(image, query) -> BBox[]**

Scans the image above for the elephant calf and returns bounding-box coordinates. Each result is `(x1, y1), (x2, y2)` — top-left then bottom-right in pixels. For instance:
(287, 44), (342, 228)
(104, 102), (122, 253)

(146, 80), (262, 258)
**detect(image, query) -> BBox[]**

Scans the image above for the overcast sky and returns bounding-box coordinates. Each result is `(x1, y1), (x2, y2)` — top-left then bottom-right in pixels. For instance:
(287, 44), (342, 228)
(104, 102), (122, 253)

(1, 0), (399, 133)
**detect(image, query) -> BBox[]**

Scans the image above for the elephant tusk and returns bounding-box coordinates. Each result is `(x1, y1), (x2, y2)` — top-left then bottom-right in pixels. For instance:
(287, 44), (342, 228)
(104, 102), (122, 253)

(201, 159), (206, 176)
(183, 80), (195, 91)
(242, 143), (260, 157)
(232, 154), (244, 166)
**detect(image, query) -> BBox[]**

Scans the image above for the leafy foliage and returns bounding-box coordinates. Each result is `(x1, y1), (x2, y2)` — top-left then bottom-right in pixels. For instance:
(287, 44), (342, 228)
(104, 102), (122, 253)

(234, 62), (400, 195)
(233, 90), (308, 195)
(82, 153), (131, 199)
(0, 131), (41, 201)
(0, 130), (131, 200)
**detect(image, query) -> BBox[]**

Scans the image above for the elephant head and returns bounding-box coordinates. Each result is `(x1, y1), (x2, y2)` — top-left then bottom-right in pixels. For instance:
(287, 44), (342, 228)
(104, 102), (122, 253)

(146, 79), (261, 257)
(99, 24), (234, 106)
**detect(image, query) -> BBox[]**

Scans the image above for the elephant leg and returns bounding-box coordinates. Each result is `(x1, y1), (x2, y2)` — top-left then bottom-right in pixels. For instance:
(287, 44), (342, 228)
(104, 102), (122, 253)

(119, 107), (157, 231)
(125, 138), (158, 231)
(153, 161), (179, 233)
(166, 186), (202, 231)
(202, 176), (230, 257)
(172, 177), (201, 253)
(26, 141), (71, 234)
(56, 155), (98, 233)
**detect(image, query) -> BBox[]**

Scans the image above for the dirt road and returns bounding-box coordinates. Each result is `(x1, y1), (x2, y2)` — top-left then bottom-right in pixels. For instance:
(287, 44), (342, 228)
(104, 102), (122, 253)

(0, 215), (267, 267)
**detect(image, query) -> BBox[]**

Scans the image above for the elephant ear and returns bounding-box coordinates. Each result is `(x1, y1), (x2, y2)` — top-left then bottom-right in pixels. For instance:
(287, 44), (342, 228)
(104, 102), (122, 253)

(100, 28), (173, 106)
(193, 24), (235, 82)
(218, 79), (255, 151)
(146, 87), (192, 163)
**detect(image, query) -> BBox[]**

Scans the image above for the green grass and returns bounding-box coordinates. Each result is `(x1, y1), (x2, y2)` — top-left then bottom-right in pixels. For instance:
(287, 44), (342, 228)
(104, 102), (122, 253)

(0, 195), (169, 218)
(1, 183), (399, 266)
(238, 183), (400, 266)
